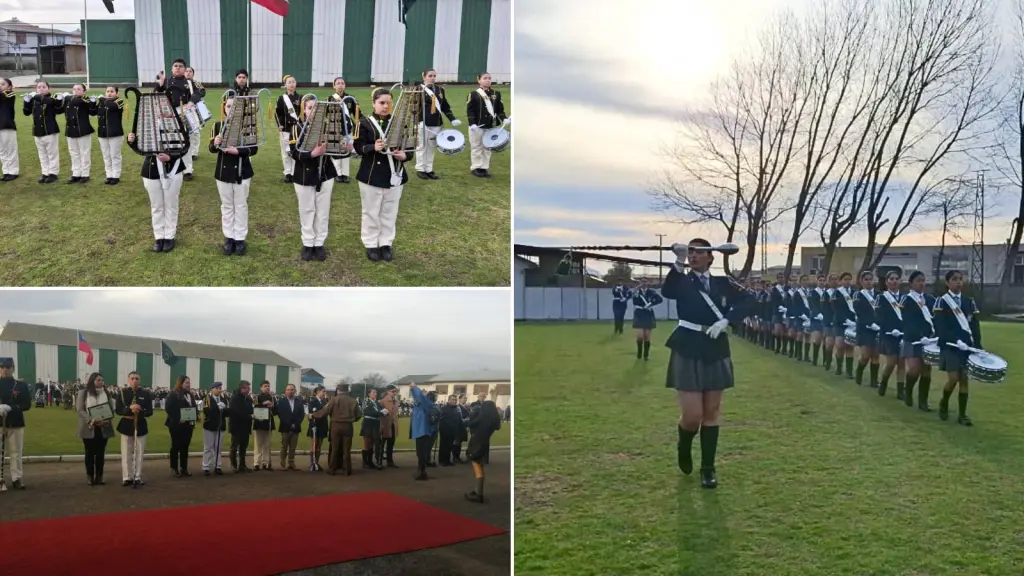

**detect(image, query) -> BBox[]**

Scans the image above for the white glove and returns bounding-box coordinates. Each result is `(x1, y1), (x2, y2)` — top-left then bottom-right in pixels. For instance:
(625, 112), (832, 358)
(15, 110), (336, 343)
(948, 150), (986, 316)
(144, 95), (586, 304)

(469, 124), (480, 131)
(381, 408), (389, 416)
(670, 242), (688, 260)
(925, 337), (939, 345)
(451, 119), (462, 127)
(705, 318), (730, 339)
(0, 404), (10, 415)
(502, 118), (511, 127)
(800, 314), (809, 321)
(844, 319), (856, 328)
(89, 96), (97, 103)
(217, 402), (226, 410)
(956, 340), (969, 351)
(22, 94), (30, 103)
(777, 306), (786, 313)
(56, 93), (64, 100)
(815, 313), (824, 321)
(889, 330), (903, 338)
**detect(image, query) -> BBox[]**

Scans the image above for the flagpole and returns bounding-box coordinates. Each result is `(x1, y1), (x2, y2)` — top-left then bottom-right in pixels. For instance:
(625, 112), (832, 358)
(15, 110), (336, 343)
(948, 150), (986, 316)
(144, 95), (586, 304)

(84, 0), (90, 89)
(246, 2), (251, 81)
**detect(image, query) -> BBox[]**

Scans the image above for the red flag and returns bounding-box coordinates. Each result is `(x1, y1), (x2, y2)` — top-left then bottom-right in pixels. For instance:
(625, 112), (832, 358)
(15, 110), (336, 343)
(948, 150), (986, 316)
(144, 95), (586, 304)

(78, 332), (94, 366)
(251, 0), (289, 17)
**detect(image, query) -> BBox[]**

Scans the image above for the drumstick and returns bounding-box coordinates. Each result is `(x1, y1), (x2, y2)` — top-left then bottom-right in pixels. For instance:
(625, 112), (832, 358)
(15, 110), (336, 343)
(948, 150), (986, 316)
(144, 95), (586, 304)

(944, 342), (986, 355)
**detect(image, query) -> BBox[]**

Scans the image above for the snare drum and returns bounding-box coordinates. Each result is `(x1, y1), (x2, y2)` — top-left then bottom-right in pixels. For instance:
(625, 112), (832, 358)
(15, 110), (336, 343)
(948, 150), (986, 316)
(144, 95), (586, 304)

(922, 343), (941, 367)
(967, 352), (1008, 384)
(843, 328), (857, 347)
(196, 101), (213, 125)
(436, 129), (465, 155)
(482, 126), (510, 152)
(181, 106), (203, 135)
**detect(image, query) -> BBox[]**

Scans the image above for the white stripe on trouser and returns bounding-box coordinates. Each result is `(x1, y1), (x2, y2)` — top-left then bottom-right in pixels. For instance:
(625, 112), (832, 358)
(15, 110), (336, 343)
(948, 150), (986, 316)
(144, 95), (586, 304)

(294, 180), (334, 247)
(120, 433), (146, 481)
(202, 430), (224, 471)
(253, 430), (271, 466)
(0, 129), (19, 175)
(331, 156), (350, 177)
(415, 122), (436, 173)
(469, 126), (491, 170)
(99, 136), (123, 178)
(279, 131), (294, 175)
(359, 182), (403, 249)
(3, 427), (24, 481)
(67, 135), (92, 178)
(216, 179), (250, 240)
(143, 173), (183, 240)
(34, 134), (59, 175)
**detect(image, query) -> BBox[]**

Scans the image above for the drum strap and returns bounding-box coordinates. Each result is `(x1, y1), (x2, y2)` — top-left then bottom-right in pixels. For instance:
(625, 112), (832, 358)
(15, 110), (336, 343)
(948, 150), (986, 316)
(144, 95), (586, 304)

(422, 84), (439, 115)
(282, 93), (299, 123)
(883, 292), (902, 321)
(941, 293), (973, 341)
(368, 116), (402, 185)
(475, 88), (495, 121)
(911, 292), (933, 328)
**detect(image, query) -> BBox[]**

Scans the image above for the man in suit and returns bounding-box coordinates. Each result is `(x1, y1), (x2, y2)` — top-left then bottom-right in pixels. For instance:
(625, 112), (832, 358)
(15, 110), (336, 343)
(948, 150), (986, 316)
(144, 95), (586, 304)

(309, 384), (361, 475)
(114, 371), (154, 487)
(228, 380), (254, 473)
(0, 357), (32, 489)
(276, 383), (305, 470)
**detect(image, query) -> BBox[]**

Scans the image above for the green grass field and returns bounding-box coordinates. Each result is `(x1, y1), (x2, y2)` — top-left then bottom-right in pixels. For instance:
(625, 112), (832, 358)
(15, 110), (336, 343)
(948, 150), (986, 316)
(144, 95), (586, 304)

(0, 85), (510, 286)
(17, 408), (510, 457)
(514, 321), (1024, 576)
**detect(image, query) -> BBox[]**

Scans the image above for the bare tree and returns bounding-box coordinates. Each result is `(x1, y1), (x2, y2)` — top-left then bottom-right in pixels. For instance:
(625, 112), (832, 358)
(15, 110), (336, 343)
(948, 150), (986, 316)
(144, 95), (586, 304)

(926, 178), (976, 279)
(361, 372), (388, 388)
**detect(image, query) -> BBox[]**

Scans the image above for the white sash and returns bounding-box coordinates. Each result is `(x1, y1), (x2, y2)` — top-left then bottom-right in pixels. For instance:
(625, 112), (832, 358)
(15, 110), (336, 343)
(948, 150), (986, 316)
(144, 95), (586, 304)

(475, 88), (495, 119)
(860, 289), (875, 305)
(282, 92), (298, 122)
(799, 289), (810, 310)
(910, 291), (933, 328)
(841, 287), (855, 312)
(883, 291), (902, 321)
(941, 292), (973, 341)
(637, 290), (650, 310)
(368, 115), (403, 187)
(696, 284), (725, 321)
(422, 84), (440, 114)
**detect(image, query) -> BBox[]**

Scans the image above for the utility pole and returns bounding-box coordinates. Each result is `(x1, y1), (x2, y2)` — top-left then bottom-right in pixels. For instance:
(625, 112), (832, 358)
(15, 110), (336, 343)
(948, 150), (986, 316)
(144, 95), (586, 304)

(656, 234), (666, 284)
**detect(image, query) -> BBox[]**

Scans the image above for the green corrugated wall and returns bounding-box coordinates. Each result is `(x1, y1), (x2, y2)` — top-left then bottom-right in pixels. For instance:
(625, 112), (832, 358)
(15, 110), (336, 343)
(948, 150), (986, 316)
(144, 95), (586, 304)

(161, 0), (190, 75)
(276, 366), (290, 390)
(17, 341), (35, 385)
(81, 19), (138, 85)
(199, 358), (215, 389)
(58, 345), (77, 383)
(221, 0), (251, 84)
(283, 0), (316, 83)
(458, 0), (492, 82)
(169, 356), (187, 387)
(343, 0), (376, 83)
(404, 0), (438, 82)
(98, 349), (118, 386)
(136, 353), (153, 388)
(252, 364), (266, 389)
(227, 361), (242, 390)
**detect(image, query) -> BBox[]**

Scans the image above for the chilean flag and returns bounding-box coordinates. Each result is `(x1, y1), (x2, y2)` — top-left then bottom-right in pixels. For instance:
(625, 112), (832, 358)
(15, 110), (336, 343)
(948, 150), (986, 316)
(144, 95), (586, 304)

(251, 0), (289, 17)
(78, 332), (94, 366)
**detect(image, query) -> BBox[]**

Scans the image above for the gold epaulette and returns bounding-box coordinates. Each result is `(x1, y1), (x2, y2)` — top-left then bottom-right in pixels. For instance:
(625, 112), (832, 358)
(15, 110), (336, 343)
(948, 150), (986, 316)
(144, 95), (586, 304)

(195, 81), (204, 90)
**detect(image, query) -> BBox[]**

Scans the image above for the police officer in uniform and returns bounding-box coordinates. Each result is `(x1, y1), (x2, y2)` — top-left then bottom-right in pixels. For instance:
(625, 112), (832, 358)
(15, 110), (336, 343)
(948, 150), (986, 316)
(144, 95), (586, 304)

(0, 357), (31, 490)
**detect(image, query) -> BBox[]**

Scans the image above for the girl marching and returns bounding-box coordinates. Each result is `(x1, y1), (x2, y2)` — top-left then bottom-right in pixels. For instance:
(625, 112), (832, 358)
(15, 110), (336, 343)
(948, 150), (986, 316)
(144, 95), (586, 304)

(211, 96), (258, 256)
(93, 86), (125, 185)
(632, 279), (663, 360)
(64, 84), (97, 184)
(466, 72), (507, 178)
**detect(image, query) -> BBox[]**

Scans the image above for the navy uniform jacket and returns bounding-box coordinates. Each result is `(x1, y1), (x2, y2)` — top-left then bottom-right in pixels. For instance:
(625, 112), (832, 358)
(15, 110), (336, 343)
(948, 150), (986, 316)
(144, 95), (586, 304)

(307, 396), (328, 439)
(419, 83), (457, 128)
(228, 390), (254, 436)
(466, 88), (507, 129)
(770, 285), (787, 316)
(789, 288), (810, 319)
(275, 396), (306, 434)
(289, 124), (339, 187)
(933, 292), (982, 349)
(759, 290), (773, 321)
(901, 291), (936, 342)
(631, 287), (663, 311)
(93, 97), (125, 138)
(156, 75), (203, 109)
(361, 397), (383, 437)
(23, 94), (64, 137)
(354, 115), (415, 188)
(328, 92), (359, 119)
(875, 291), (904, 335)
(0, 376), (31, 428)
(201, 394), (228, 432)
(661, 266), (752, 360)
(186, 79), (206, 104)
(115, 386), (154, 436)
(254, 392), (277, 432)
(820, 289), (835, 325)
(210, 121), (257, 183)
(0, 89), (16, 130)
(853, 290), (877, 332)
(64, 95), (97, 138)
(275, 92), (302, 132)
(832, 287), (855, 326)
(612, 286), (630, 307)
(809, 288), (824, 318)
(140, 153), (187, 179)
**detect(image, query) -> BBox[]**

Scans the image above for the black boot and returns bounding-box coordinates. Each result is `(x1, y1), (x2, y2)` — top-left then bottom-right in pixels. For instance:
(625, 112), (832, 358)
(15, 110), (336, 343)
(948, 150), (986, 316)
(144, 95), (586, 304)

(896, 382), (905, 401)
(869, 363), (879, 388)
(677, 426), (697, 475)
(845, 356), (854, 379)
(904, 374), (918, 407)
(636, 340), (643, 359)
(855, 362), (866, 385)
(835, 356), (844, 376)
(918, 377), (933, 412)
(804, 342), (811, 362)
(957, 392), (972, 426)
(939, 388), (952, 421)
(812, 344), (820, 366)
(699, 425), (719, 489)
(643, 341), (651, 360)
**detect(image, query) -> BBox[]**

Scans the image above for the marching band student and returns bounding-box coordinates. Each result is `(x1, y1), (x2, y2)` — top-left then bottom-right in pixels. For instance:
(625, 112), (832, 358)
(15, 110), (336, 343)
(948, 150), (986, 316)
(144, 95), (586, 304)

(0, 78), (19, 180)
(631, 279), (663, 361)
(76, 372), (114, 486)
(807, 276), (826, 365)
(184, 67), (206, 164)
(416, 68), (461, 180)
(328, 76), (358, 184)
(307, 386), (328, 471)
(832, 272), (856, 379)
(876, 271), (906, 398)
(201, 382), (228, 476)
(355, 88), (414, 263)
(23, 80), (65, 183)
(901, 271), (936, 412)
(114, 371), (153, 487)
(275, 75), (302, 183)
(64, 84), (97, 183)
(662, 240), (752, 489)
(360, 388), (384, 470)
(379, 385), (400, 468)
(228, 380), (254, 473)
(611, 281), (630, 334)
(275, 384), (305, 471)
(933, 270), (982, 426)
(127, 130), (187, 253)
(759, 281), (773, 349)
(155, 60), (203, 181)
(231, 68), (251, 96)
(290, 95), (338, 262)
(0, 357), (31, 490)
(252, 380), (276, 471)
(464, 399), (502, 503)
(93, 86), (125, 185)
(211, 96), (258, 256)
(820, 275), (838, 370)
(853, 271), (881, 387)
(164, 375), (197, 478)
(787, 276), (811, 362)
(770, 273), (788, 355)
(466, 72), (507, 178)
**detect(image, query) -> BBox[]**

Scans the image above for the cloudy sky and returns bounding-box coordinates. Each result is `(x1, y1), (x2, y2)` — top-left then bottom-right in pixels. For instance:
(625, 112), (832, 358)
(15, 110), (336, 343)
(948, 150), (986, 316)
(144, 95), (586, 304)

(0, 0), (133, 25)
(515, 0), (1019, 274)
(0, 290), (510, 384)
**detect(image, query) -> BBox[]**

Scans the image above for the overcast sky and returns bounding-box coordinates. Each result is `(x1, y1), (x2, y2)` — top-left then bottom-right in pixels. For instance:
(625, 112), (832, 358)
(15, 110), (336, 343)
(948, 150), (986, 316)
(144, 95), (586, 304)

(0, 290), (511, 384)
(0, 0), (133, 25)
(515, 0), (1019, 274)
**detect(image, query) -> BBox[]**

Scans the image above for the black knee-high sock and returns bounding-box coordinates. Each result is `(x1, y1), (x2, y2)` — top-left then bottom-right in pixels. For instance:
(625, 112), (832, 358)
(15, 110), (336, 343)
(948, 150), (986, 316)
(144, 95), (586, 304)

(958, 392), (969, 415)
(904, 373), (918, 405)
(678, 426), (698, 474)
(775, 335), (782, 352)
(795, 340), (802, 360)
(643, 340), (651, 358)
(870, 363), (879, 385)
(812, 344), (820, 365)
(941, 386), (953, 406)
(699, 425), (719, 470)
(855, 361), (867, 384)
(919, 375), (931, 405)
(804, 342), (810, 360)
(845, 356), (854, 376)
(636, 340), (643, 357)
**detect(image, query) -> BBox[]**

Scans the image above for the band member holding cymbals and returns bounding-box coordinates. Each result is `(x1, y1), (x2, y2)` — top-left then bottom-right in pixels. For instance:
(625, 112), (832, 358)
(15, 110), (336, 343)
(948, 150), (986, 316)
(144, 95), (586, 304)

(631, 279), (663, 361)
(900, 271), (936, 412)
(933, 270), (982, 426)
(662, 239), (751, 489)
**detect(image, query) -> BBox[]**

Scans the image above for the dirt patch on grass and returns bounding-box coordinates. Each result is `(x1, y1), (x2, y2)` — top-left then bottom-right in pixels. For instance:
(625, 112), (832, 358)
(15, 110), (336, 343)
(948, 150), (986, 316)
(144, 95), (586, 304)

(515, 473), (575, 511)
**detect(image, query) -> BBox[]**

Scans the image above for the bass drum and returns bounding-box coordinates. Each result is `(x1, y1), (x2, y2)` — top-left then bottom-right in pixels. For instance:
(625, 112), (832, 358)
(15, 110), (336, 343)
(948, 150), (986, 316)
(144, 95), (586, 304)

(436, 129), (465, 155)
(482, 126), (510, 152)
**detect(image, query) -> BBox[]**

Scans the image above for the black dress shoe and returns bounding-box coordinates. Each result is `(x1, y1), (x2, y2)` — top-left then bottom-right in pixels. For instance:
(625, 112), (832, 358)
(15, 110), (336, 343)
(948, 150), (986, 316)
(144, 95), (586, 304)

(122, 480), (132, 486)
(45, 175), (57, 183)
(67, 176), (81, 184)
(104, 178), (112, 184)
(173, 469), (182, 478)
(214, 468), (223, 475)
(110, 178), (119, 185)
(427, 172), (440, 180)
(335, 176), (344, 183)
(700, 468), (718, 489)
(366, 248), (380, 262)
(340, 175), (350, 183)
(223, 238), (235, 255)
(483, 170), (492, 178)
(2, 174), (16, 181)
(181, 470), (192, 477)
(380, 246), (393, 262)
(152, 239), (164, 252)
(162, 239), (176, 252)
(471, 169), (486, 177)
(38, 175), (47, 183)
(184, 173), (193, 181)
(877, 383), (887, 396)
(416, 171), (430, 179)
(938, 401), (950, 421)
(234, 240), (247, 256)
(87, 475), (95, 486)
(192, 155), (198, 162)
(96, 476), (104, 485)
(78, 176), (90, 184)
(301, 246), (312, 261)
(203, 470), (211, 476)
(314, 246), (326, 261)
(958, 414), (973, 427)
(283, 174), (293, 183)
(134, 479), (145, 486)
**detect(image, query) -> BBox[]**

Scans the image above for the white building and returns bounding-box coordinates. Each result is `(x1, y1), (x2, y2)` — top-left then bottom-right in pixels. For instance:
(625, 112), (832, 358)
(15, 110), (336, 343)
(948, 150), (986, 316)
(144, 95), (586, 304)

(0, 19), (79, 56)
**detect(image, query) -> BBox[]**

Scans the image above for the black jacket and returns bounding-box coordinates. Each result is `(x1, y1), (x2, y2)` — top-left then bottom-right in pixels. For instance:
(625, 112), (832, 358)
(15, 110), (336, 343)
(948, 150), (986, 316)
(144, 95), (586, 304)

(354, 115), (414, 188)
(114, 386), (154, 437)
(23, 93), (64, 137)
(901, 291), (936, 342)
(228, 390), (254, 436)
(201, 393), (228, 433)
(94, 97), (125, 138)
(163, 389), (197, 430)
(306, 396), (328, 439)
(64, 95), (97, 138)
(0, 376), (31, 428)
(156, 75), (203, 109)
(275, 92), (302, 132)
(253, 392), (277, 432)
(466, 88), (506, 129)
(419, 83), (457, 127)
(934, 292), (982, 349)
(662, 267), (753, 361)
(140, 153), (187, 180)
(210, 121), (257, 183)
(0, 90), (16, 131)
(275, 396), (305, 434)
(289, 124), (338, 187)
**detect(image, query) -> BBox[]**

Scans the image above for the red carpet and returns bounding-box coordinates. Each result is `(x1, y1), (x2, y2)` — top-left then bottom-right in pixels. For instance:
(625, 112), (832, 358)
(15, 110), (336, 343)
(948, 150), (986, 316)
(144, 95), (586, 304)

(0, 491), (505, 575)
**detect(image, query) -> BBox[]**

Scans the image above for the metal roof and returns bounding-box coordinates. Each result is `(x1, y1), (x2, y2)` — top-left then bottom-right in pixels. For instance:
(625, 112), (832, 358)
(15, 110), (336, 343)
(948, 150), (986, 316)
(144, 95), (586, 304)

(301, 368), (325, 378)
(427, 370), (511, 383)
(389, 374), (438, 385)
(0, 321), (301, 368)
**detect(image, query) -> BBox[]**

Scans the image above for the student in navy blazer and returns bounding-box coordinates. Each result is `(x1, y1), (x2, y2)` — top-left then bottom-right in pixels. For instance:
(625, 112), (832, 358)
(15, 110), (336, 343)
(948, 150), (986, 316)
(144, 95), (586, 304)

(933, 270), (982, 426)
(661, 239), (753, 489)
(874, 270), (906, 399)
(900, 271), (937, 412)
(852, 271), (881, 387)
(631, 280), (663, 361)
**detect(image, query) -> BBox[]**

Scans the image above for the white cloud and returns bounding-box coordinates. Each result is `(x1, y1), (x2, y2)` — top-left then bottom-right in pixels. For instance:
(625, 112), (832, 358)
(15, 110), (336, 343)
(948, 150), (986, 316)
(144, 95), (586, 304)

(0, 0), (135, 23)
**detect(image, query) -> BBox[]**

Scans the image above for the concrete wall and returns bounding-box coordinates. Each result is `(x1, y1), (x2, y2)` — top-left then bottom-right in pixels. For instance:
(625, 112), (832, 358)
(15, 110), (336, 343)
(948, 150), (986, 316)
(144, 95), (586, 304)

(515, 287), (678, 321)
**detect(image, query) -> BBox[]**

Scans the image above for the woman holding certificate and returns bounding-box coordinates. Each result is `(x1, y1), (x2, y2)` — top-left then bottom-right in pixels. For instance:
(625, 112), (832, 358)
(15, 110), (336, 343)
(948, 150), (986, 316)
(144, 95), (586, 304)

(164, 375), (198, 478)
(76, 372), (115, 486)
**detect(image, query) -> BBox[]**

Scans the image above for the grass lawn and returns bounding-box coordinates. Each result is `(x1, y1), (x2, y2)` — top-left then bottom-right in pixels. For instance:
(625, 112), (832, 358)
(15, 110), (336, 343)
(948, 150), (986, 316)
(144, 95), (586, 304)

(18, 409), (510, 457)
(0, 85), (510, 286)
(514, 321), (1024, 576)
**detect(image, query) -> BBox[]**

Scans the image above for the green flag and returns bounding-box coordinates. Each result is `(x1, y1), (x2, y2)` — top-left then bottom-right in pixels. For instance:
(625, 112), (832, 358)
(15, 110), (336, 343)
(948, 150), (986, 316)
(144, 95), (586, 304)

(161, 341), (178, 366)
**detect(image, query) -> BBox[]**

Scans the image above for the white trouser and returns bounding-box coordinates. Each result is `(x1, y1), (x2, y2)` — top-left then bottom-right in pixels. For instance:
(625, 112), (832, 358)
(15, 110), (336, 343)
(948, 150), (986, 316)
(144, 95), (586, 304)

(67, 135), (92, 177)
(331, 156), (350, 178)
(0, 129), (19, 175)
(188, 131), (200, 160)
(202, 429), (224, 471)
(143, 173), (184, 240)
(34, 133), (59, 175)
(120, 433), (146, 481)
(216, 179), (251, 240)
(359, 182), (404, 249)
(415, 122), (437, 173)
(3, 427), (24, 481)
(99, 136), (123, 178)
(294, 180), (334, 247)
(253, 430), (272, 466)
(280, 131), (294, 175)
(469, 126), (491, 170)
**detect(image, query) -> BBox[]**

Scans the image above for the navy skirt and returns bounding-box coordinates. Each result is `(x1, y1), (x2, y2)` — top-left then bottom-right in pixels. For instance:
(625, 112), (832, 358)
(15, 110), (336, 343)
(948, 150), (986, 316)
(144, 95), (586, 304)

(665, 350), (735, 392)
(633, 309), (656, 330)
(856, 328), (878, 348)
(900, 341), (923, 359)
(939, 347), (969, 373)
(879, 334), (901, 356)
(809, 319), (824, 333)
